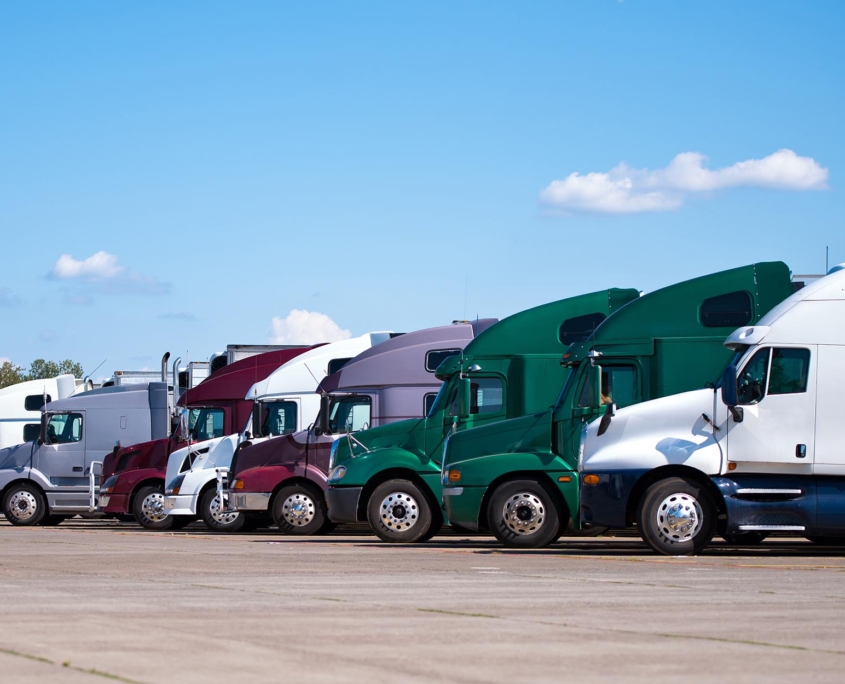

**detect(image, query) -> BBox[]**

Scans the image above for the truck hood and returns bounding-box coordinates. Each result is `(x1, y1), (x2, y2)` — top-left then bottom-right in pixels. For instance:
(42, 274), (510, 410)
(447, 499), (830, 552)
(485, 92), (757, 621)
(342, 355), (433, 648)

(230, 430), (313, 477)
(443, 411), (553, 468)
(103, 437), (175, 479)
(0, 442), (36, 469)
(165, 435), (238, 487)
(330, 417), (425, 467)
(580, 388), (723, 475)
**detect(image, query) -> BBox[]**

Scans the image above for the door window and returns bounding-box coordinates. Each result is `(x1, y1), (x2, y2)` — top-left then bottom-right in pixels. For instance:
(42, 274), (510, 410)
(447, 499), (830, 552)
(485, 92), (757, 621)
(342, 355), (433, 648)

(45, 413), (83, 444)
(329, 396), (371, 433)
(768, 348), (811, 395)
(188, 408), (225, 440)
(578, 365), (638, 409)
(450, 377), (505, 415)
(261, 401), (298, 436)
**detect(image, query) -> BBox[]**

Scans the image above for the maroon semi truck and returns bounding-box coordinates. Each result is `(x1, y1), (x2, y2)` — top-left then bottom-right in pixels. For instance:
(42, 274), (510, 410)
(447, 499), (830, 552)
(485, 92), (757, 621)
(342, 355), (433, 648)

(97, 346), (317, 529)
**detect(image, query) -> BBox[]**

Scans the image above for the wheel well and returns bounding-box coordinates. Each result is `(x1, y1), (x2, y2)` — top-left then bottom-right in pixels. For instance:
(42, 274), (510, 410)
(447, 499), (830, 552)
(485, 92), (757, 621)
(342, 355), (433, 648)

(477, 471), (570, 532)
(624, 465), (725, 525)
(129, 477), (165, 512)
(357, 468), (440, 524)
(268, 476), (324, 510)
(1, 478), (45, 503)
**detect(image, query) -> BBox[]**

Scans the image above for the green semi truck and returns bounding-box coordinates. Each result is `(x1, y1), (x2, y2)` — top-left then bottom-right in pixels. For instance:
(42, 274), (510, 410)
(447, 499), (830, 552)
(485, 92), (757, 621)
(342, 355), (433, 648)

(440, 262), (797, 547)
(325, 288), (641, 542)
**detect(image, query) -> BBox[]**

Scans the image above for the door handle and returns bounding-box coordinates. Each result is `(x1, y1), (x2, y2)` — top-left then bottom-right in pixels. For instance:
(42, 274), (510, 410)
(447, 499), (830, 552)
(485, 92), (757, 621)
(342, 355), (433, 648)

(72, 466), (83, 472)
(796, 444), (807, 459)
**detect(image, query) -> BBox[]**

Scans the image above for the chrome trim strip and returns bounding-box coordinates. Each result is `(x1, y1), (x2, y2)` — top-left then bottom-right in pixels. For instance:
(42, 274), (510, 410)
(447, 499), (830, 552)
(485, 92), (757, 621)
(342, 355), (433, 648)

(736, 488), (803, 495)
(738, 525), (805, 531)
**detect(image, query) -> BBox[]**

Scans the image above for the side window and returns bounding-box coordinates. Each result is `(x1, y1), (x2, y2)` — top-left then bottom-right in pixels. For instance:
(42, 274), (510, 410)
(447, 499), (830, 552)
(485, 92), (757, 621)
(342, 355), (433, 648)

(768, 348), (811, 395)
(23, 423), (40, 442)
(737, 348), (770, 405)
(578, 365), (638, 409)
(451, 377), (505, 415)
(700, 291), (753, 328)
(45, 413), (83, 445)
(425, 349), (462, 373)
(424, 393), (438, 415)
(25, 394), (52, 411)
(329, 396), (371, 433)
(262, 401), (298, 436)
(428, 381), (456, 417)
(559, 313), (606, 345)
(190, 408), (226, 440)
(328, 358), (352, 375)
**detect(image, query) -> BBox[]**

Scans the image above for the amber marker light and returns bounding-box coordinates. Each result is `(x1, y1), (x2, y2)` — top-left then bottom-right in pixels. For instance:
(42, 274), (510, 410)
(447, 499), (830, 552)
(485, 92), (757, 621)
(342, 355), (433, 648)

(728, 462), (737, 471)
(448, 470), (461, 483)
(583, 474), (600, 485)
(558, 476), (572, 483)
(232, 480), (245, 490)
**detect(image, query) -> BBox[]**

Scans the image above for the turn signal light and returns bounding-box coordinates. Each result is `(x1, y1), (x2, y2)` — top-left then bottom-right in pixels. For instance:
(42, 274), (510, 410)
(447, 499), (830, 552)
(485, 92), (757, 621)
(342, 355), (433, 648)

(448, 470), (461, 483)
(558, 476), (572, 483)
(232, 480), (245, 490)
(583, 474), (600, 485)
(728, 462), (737, 471)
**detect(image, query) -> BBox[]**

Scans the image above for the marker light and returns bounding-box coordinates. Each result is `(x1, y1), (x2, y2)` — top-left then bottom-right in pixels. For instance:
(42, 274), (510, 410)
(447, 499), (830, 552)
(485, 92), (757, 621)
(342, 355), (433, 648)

(232, 479), (245, 490)
(448, 470), (461, 483)
(728, 462), (737, 471)
(558, 476), (572, 483)
(583, 474), (600, 485)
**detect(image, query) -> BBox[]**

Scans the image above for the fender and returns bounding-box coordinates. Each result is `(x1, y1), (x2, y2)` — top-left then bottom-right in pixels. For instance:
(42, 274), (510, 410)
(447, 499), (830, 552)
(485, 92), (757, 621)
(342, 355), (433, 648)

(329, 446), (436, 487)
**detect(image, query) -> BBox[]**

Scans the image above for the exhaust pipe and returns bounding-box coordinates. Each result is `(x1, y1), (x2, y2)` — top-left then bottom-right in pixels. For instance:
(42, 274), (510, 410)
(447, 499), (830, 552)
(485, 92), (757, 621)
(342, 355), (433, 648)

(171, 356), (182, 401)
(161, 352), (170, 383)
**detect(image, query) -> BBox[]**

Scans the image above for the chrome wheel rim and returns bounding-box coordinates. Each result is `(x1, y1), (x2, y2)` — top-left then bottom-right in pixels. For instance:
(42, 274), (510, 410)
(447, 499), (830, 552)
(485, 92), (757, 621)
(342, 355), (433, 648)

(379, 491), (419, 531)
(281, 492), (316, 527)
(9, 490), (38, 521)
(502, 492), (546, 535)
(655, 492), (703, 544)
(140, 492), (168, 524)
(208, 493), (240, 526)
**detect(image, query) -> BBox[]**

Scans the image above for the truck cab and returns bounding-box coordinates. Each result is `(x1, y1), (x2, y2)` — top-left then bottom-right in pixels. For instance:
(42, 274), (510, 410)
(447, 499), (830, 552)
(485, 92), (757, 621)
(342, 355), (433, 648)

(326, 289), (640, 544)
(223, 322), (485, 535)
(97, 346), (315, 529)
(579, 265), (845, 555)
(0, 373), (85, 449)
(441, 262), (797, 548)
(1, 382), (169, 526)
(161, 332), (393, 532)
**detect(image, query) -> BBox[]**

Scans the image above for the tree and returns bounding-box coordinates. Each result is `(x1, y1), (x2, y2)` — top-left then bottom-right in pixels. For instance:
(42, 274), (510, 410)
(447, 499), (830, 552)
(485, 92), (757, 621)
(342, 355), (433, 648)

(0, 361), (25, 389)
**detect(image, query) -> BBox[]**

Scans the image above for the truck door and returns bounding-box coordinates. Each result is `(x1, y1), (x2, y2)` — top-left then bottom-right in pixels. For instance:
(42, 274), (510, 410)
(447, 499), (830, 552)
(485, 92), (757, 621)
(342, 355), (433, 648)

(35, 411), (87, 504)
(725, 346), (816, 465)
(309, 396), (372, 478)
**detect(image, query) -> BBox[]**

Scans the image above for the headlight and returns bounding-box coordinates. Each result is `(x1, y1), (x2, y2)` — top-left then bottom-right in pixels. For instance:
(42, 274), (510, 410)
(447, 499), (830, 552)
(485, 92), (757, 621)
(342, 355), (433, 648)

(442, 468), (461, 486)
(328, 465), (347, 482)
(165, 473), (185, 496)
(99, 476), (118, 494)
(328, 440), (340, 471)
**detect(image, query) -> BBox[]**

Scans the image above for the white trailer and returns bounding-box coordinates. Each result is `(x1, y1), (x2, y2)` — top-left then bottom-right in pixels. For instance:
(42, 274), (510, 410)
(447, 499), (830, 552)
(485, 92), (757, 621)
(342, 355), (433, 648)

(579, 265), (845, 555)
(0, 374), (85, 449)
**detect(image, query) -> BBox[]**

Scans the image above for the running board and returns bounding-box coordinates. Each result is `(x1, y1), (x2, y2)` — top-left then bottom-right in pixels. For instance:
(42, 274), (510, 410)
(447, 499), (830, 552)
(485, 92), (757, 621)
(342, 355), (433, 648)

(738, 525), (806, 531)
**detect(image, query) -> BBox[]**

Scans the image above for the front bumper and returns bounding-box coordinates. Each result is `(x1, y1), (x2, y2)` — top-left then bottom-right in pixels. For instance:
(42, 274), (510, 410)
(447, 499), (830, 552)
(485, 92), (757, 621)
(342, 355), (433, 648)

(579, 469), (649, 528)
(163, 494), (198, 516)
(97, 493), (129, 514)
(326, 486), (362, 523)
(230, 492), (271, 512)
(442, 485), (485, 531)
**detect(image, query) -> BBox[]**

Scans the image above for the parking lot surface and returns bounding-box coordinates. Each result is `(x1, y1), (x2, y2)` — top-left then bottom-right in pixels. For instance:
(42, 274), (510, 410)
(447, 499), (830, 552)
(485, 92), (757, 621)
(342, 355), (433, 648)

(2, 519), (845, 683)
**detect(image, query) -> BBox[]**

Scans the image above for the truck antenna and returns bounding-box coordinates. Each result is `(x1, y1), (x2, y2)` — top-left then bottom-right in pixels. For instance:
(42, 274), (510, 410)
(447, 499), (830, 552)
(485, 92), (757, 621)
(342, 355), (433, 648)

(87, 358), (107, 379)
(463, 276), (469, 320)
(303, 363), (326, 395)
(826, 245), (830, 273)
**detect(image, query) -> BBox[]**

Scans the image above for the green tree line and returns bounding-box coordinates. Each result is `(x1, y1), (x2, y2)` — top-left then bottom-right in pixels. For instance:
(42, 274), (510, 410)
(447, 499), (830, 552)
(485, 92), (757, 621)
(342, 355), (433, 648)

(0, 359), (85, 390)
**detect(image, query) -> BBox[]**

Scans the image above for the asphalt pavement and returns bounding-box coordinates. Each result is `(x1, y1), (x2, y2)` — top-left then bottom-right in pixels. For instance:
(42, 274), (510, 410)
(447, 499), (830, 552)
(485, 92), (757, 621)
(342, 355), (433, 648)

(1, 518), (844, 684)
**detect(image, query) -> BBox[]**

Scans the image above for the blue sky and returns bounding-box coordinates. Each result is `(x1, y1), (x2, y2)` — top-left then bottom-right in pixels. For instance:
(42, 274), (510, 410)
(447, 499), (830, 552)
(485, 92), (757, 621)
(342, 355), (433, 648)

(1, 2), (843, 379)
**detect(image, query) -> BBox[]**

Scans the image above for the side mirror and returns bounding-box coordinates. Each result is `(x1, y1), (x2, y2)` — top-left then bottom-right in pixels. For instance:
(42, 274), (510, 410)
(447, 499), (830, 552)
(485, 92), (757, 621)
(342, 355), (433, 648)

(596, 403), (616, 437)
(456, 377), (471, 418)
(588, 363), (602, 409)
(39, 415), (47, 445)
(317, 395), (331, 435)
(720, 366), (738, 407)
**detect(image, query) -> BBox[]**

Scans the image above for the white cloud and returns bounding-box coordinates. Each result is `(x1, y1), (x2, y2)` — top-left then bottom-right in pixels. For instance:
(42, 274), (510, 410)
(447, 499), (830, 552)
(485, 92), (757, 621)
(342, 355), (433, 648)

(269, 309), (351, 344)
(48, 251), (169, 295)
(540, 149), (828, 215)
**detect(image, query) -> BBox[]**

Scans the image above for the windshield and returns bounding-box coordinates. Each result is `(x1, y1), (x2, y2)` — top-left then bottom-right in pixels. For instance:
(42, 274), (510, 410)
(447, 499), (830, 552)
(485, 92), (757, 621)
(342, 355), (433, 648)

(427, 376), (456, 418)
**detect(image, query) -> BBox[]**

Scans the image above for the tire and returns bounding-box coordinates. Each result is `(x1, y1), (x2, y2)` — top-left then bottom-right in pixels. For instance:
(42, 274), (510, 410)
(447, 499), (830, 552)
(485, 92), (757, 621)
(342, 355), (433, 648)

(133, 485), (174, 531)
(488, 479), (561, 548)
(40, 515), (69, 526)
(272, 484), (327, 535)
(722, 531), (768, 545)
(3, 483), (48, 526)
(806, 536), (845, 546)
(200, 488), (245, 533)
(367, 478), (438, 544)
(637, 477), (717, 556)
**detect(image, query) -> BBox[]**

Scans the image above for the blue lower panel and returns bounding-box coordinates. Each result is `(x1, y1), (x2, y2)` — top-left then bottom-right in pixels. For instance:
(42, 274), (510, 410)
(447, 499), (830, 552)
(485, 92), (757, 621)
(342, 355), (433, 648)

(579, 469), (650, 529)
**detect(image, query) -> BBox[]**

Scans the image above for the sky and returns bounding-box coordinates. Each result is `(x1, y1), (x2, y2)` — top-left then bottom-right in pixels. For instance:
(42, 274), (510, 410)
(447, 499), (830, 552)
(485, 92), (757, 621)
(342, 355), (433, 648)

(1, 2), (843, 381)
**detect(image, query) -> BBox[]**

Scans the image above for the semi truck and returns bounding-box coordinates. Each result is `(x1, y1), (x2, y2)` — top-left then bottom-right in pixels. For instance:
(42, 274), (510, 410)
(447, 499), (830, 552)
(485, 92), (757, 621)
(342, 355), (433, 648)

(1, 381), (169, 526)
(161, 332), (393, 532)
(221, 321), (492, 535)
(440, 262), (797, 548)
(97, 346), (319, 530)
(578, 264), (845, 555)
(0, 374), (85, 449)
(325, 289), (641, 543)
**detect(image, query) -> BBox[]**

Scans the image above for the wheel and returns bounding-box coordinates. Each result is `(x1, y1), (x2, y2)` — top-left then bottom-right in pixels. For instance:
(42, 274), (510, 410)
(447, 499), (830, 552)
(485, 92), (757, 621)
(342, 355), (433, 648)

(721, 531), (768, 545)
(367, 479), (437, 543)
(39, 515), (69, 526)
(637, 477), (717, 556)
(200, 488), (245, 533)
(806, 536), (845, 546)
(169, 516), (196, 531)
(487, 479), (561, 548)
(133, 485), (174, 530)
(272, 484), (327, 535)
(3, 483), (48, 526)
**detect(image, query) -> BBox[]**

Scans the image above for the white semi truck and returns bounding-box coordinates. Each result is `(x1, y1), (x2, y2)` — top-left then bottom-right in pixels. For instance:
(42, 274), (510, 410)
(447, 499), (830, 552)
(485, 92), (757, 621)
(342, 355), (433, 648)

(161, 332), (393, 531)
(0, 374), (87, 449)
(579, 265), (845, 555)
